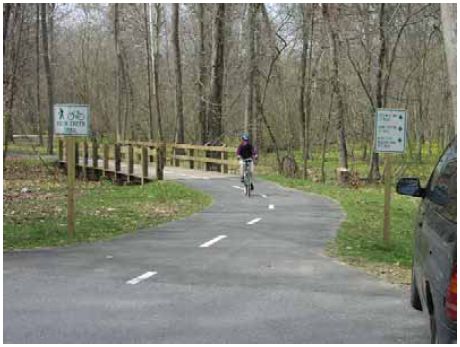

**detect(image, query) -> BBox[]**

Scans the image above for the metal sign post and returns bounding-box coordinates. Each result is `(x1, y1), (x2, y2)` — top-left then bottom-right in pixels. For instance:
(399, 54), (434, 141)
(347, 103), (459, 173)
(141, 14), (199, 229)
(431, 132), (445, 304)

(54, 104), (90, 237)
(375, 109), (407, 247)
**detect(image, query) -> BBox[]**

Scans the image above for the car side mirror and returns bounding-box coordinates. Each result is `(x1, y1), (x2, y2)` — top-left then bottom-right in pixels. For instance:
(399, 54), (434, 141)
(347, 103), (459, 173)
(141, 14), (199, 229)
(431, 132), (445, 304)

(396, 178), (425, 197)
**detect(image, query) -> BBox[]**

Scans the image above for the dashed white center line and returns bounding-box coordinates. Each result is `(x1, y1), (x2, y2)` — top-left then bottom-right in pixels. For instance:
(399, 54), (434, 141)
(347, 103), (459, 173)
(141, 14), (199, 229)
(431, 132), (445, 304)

(247, 217), (262, 225)
(268, 204), (275, 210)
(126, 271), (157, 285)
(200, 235), (227, 248)
(261, 194), (268, 198)
(232, 185), (244, 190)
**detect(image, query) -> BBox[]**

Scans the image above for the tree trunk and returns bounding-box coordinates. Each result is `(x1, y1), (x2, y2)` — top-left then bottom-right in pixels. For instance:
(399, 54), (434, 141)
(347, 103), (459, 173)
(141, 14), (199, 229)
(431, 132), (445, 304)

(304, 4), (315, 165)
(41, 4), (54, 154)
(440, 4), (457, 131)
(36, 4), (43, 145)
(144, 4), (154, 141)
(153, 4), (164, 142)
(172, 4), (185, 144)
(321, 92), (334, 183)
(114, 4), (123, 142)
(197, 4), (208, 144)
(3, 4), (12, 52)
(368, 4), (387, 181)
(299, 4), (308, 179)
(207, 4), (226, 141)
(244, 4), (256, 138)
(323, 4), (348, 169)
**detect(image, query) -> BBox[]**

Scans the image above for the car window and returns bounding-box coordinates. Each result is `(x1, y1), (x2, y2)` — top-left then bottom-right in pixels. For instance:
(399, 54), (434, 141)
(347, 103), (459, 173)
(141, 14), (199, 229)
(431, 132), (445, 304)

(427, 138), (457, 222)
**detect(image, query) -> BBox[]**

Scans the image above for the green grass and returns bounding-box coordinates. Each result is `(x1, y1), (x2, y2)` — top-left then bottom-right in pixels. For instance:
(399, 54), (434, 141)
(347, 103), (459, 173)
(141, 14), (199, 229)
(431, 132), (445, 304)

(4, 158), (212, 250)
(257, 141), (442, 185)
(261, 173), (420, 268)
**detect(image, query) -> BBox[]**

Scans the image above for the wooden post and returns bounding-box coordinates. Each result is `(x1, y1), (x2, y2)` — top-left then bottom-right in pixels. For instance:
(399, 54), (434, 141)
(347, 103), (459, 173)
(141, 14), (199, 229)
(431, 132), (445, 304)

(103, 144), (109, 177)
(174, 146), (180, 167)
(66, 137), (76, 237)
(221, 150), (228, 173)
(127, 144), (134, 182)
(156, 144), (164, 180)
(383, 154), (392, 246)
(115, 143), (121, 172)
(189, 148), (194, 169)
(91, 138), (98, 168)
(83, 141), (88, 180)
(58, 138), (64, 161)
(141, 146), (148, 185)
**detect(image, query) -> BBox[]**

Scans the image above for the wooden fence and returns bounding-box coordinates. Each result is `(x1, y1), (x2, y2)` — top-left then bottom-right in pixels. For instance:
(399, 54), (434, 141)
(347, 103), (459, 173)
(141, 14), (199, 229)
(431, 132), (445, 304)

(57, 138), (239, 183)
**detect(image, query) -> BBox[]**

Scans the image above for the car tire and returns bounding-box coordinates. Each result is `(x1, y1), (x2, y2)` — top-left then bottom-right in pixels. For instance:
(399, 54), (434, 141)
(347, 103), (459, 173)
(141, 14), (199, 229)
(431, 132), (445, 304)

(410, 268), (423, 311)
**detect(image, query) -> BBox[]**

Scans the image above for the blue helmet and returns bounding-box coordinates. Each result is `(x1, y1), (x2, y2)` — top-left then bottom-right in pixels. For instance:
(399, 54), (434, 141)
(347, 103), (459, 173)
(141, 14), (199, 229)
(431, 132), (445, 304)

(241, 133), (249, 141)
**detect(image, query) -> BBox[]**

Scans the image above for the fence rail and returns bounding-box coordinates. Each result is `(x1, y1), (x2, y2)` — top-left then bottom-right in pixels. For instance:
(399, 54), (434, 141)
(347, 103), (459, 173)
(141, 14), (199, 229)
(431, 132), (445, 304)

(57, 138), (238, 183)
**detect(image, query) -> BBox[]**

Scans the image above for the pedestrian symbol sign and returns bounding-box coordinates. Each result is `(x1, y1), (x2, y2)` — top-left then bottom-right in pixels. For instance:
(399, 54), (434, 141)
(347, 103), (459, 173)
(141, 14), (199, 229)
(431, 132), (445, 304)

(375, 109), (407, 153)
(54, 104), (90, 136)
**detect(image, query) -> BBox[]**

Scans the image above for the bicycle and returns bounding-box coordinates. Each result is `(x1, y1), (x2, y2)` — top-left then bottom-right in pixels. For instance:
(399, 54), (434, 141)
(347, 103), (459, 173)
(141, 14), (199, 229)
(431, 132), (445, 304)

(242, 158), (253, 197)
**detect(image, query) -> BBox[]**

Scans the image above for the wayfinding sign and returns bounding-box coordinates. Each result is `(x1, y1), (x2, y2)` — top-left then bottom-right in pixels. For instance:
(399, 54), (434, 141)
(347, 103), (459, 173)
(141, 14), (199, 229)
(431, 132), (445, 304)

(375, 109), (407, 153)
(54, 104), (90, 136)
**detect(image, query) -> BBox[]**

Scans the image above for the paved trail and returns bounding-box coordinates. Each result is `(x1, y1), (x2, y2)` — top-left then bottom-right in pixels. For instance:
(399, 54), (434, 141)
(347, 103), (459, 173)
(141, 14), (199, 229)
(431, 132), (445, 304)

(3, 175), (428, 343)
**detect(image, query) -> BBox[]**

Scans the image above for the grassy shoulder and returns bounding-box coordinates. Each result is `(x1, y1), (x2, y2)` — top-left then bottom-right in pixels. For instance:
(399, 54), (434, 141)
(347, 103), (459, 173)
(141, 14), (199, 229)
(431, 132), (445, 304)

(4, 157), (212, 250)
(261, 173), (420, 284)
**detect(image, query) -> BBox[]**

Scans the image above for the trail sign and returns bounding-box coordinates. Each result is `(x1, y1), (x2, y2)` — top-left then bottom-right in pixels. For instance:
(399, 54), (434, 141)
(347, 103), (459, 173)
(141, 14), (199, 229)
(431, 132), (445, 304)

(375, 109), (407, 153)
(54, 104), (90, 136)
(53, 104), (90, 238)
(374, 108), (407, 247)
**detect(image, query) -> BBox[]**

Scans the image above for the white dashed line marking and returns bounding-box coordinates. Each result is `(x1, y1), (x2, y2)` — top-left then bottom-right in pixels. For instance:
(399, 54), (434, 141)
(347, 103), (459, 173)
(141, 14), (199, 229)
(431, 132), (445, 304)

(269, 204), (275, 210)
(232, 185), (244, 190)
(126, 271), (157, 285)
(200, 235), (227, 248)
(261, 194), (268, 198)
(247, 218), (262, 225)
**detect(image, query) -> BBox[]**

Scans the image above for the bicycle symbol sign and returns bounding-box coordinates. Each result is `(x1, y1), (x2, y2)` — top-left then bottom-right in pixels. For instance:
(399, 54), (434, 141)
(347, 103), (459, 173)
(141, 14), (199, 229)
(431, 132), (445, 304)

(54, 104), (90, 136)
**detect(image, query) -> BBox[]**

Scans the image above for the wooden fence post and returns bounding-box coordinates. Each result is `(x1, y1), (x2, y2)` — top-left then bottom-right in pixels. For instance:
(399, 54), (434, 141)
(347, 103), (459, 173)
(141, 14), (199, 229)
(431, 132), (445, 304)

(91, 138), (98, 168)
(156, 144), (165, 180)
(127, 144), (134, 182)
(103, 144), (109, 177)
(221, 150), (228, 174)
(115, 144), (121, 172)
(141, 146), (149, 185)
(189, 148), (194, 169)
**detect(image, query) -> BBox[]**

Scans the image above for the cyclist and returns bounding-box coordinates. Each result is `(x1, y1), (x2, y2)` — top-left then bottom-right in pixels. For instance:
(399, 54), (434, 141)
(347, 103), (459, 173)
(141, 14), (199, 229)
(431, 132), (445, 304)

(236, 133), (258, 190)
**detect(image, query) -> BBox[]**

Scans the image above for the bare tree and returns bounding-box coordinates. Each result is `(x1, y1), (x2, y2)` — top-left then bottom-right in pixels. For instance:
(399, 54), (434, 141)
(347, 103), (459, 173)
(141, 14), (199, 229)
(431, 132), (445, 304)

(244, 4), (256, 138)
(144, 4), (154, 140)
(197, 3), (208, 144)
(440, 4), (457, 130)
(36, 4), (42, 145)
(152, 4), (164, 142)
(322, 3), (348, 170)
(172, 4), (184, 144)
(207, 4), (226, 141)
(114, 4), (122, 141)
(152, 4), (165, 178)
(40, 4), (54, 154)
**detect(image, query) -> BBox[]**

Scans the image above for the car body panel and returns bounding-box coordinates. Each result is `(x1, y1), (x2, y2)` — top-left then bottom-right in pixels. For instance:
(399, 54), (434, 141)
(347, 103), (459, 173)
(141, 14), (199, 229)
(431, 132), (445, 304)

(398, 137), (457, 343)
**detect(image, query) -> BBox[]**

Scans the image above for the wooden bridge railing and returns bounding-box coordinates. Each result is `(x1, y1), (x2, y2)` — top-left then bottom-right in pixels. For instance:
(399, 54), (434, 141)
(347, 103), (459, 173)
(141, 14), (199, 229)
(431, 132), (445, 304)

(57, 138), (239, 183)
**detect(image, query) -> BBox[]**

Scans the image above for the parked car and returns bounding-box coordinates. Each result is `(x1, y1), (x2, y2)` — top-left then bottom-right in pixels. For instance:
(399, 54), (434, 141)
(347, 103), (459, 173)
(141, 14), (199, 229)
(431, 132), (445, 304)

(396, 137), (456, 343)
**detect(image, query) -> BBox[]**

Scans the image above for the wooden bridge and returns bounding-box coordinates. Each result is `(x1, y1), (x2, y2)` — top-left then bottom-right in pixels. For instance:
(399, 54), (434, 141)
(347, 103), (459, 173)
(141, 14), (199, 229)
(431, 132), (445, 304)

(56, 138), (239, 184)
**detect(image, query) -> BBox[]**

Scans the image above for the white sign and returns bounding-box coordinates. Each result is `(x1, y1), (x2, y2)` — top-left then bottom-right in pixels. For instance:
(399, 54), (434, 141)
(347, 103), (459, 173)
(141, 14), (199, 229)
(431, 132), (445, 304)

(375, 109), (407, 153)
(54, 104), (90, 136)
